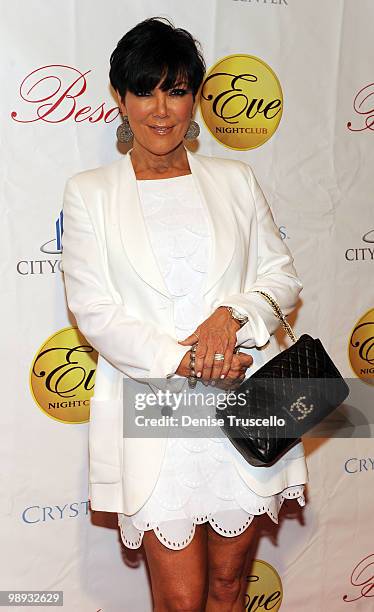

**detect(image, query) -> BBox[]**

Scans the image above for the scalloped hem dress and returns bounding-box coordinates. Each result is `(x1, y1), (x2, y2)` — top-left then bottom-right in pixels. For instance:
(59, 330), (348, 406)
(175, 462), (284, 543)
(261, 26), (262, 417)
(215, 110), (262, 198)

(117, 173), (306, 551)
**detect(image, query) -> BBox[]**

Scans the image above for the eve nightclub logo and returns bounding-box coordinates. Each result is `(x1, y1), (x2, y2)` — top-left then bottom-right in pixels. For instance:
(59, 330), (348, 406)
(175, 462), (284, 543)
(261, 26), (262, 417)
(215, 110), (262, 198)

(30, 327), (97, 424)
(349, 308), (374, 384)
(199, 54), (283, 150)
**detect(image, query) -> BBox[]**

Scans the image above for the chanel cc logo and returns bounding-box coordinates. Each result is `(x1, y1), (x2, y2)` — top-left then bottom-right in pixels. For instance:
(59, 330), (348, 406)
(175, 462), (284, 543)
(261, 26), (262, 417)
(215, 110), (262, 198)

(289, 396), (314, 421)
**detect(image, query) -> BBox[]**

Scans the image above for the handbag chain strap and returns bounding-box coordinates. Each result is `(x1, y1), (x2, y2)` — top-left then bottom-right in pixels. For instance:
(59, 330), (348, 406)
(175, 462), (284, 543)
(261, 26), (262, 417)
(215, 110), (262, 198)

(251, 290), (299, 343)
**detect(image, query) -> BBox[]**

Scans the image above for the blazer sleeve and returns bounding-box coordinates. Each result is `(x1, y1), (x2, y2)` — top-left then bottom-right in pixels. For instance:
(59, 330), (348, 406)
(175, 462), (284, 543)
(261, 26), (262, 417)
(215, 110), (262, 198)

(214, 163), (303, 348)
(61, 176), (189, 382)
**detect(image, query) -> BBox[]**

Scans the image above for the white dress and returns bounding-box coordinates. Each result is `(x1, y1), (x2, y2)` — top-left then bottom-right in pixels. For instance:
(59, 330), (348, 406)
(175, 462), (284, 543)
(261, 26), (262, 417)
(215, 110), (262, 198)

(117, 174), (306, 551)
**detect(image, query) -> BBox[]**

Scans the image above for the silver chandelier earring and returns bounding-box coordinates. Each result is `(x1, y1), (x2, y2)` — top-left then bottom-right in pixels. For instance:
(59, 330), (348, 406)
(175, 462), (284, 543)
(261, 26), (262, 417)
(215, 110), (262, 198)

(116, 115), (133, 143)
(184, 119), (200, 141)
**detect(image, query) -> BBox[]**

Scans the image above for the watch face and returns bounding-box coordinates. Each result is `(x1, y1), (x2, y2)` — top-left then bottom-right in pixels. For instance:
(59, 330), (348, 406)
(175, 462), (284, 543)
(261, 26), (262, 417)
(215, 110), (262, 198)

(232, 308), (247, 322)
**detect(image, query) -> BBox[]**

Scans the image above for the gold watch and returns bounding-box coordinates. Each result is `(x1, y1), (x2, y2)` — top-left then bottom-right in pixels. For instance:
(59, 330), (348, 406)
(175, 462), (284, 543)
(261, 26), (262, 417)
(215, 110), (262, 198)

(225, 306), (249, 328)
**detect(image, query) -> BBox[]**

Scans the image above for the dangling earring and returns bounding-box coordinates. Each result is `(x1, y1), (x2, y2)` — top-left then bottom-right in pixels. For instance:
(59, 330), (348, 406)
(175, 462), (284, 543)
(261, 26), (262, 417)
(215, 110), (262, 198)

(184, 119), (200, 141)
(116, 115), (133, 143)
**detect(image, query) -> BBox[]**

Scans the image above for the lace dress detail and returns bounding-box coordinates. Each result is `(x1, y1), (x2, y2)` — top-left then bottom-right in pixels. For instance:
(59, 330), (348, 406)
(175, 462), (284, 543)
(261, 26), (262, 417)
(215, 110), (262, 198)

(118, 174), (306, 550)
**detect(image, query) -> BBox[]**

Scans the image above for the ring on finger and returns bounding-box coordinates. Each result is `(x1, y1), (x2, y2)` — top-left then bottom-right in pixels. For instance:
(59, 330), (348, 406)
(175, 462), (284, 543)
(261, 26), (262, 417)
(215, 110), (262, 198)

(213, 353), (225, 361)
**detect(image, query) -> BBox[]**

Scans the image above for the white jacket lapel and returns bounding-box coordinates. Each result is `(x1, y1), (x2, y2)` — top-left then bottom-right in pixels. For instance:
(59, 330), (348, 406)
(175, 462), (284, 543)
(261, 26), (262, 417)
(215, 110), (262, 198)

(186, 148), (236, 296)
(117, 146), (236, 300)
(118, 149), (171, 298)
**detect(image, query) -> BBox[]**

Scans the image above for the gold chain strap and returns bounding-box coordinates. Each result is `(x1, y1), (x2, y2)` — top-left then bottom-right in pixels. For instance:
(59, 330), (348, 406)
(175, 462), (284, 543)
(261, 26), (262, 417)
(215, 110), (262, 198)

(251, 290), (298, 343)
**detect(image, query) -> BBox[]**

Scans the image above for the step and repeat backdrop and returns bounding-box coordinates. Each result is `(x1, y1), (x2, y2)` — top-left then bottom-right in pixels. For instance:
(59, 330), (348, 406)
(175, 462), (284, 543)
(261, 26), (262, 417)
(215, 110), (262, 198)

(2, 0), (374, 610)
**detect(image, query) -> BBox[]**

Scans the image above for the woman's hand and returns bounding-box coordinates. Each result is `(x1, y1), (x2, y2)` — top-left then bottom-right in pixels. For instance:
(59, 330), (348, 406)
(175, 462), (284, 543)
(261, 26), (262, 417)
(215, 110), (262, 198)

(212, 351), (253, 389)
(175, 350), (194, 378)
(175, 347), (253, 383)
(178, 307), (251, 380)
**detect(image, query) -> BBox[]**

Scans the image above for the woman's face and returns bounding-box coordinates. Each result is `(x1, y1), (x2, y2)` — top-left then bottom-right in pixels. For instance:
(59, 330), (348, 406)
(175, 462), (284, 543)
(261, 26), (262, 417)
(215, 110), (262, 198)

(117, 78), (195, 156)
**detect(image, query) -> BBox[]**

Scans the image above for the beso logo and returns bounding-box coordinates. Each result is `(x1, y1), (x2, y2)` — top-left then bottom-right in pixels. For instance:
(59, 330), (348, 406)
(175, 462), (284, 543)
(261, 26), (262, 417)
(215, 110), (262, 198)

(199, 54), (283, 150)
(245, 559), (283, 610)
(30, 327), (97, 423)
(343, 553), (374, 602)
(11, 64), (120, 124)
(347, 83), (374, 132)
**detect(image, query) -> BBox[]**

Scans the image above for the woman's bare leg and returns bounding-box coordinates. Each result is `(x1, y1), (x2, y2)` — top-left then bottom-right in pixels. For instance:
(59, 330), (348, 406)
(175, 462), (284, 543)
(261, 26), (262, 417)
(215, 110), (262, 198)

(205, 521), (256, 611)
(142, 524), (208, 612)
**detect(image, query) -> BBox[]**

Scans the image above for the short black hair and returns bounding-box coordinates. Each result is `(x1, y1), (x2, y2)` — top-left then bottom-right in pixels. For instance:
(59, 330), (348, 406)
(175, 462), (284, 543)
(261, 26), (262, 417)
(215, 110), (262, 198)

(109, 17), (206, 101)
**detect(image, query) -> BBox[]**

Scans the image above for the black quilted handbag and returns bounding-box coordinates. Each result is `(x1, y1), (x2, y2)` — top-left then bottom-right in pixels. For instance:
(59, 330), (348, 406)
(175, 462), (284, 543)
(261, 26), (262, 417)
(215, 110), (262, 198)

(217, 290), (350, 467)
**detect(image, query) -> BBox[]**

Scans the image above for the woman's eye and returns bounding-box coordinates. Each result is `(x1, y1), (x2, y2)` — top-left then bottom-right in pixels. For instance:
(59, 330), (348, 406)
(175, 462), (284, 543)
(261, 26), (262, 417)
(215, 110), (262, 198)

(134, 88), (190, 97)
(169, 88), (189, 96)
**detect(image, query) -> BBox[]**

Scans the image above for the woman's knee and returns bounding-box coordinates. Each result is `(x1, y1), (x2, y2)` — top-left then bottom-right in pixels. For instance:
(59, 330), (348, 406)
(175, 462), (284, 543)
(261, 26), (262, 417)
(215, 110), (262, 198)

(155, 587), (206, 612)
(208, 573), (242, 604)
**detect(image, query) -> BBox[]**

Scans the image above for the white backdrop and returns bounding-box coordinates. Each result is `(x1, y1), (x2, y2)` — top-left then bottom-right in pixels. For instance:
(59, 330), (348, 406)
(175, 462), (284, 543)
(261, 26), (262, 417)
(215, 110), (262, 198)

(2, 1), (374, 610)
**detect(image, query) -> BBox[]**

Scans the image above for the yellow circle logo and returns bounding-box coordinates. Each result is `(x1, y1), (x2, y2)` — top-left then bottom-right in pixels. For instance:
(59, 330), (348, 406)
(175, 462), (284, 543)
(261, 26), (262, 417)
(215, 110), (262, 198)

(30, 327), (98, 423)
(349, 308), (374, 385)
(245, 559), (283, 610)
(199, 54), (283, 150)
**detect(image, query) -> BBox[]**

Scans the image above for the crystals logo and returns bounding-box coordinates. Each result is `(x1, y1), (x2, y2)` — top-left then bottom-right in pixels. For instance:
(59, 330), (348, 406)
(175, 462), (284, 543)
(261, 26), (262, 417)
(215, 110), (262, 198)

(279, 225), (289, 240)
(344, 457), (374, 473)
(348, 308), (374, 384)
(22, 500), (89, 524)
(345, 229), (374, 261)
(245, 559), (283, 610)
(16, 211), (64, 275)
(29, 327), (97, 423)
(199, 54), (283, 150)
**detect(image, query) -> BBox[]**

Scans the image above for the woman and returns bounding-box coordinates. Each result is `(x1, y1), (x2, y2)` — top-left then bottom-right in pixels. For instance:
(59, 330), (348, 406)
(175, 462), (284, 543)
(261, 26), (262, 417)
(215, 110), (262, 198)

(62, 16), (308, 612)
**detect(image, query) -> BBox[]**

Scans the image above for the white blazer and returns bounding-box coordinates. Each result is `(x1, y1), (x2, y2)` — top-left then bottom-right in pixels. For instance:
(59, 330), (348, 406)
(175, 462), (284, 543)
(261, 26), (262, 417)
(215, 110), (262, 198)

(62, 146), (308, 515)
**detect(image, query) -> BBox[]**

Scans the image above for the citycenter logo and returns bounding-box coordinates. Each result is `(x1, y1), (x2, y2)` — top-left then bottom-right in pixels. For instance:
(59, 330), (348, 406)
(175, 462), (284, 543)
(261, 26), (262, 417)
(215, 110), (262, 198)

(344, 228), (374, 262)
(349, 308), (374, 385)
(199, 54), (283, 150)
(245, 559), (283, 610)
(16, 210), (64, 276)
(30, 327), (97, 423)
